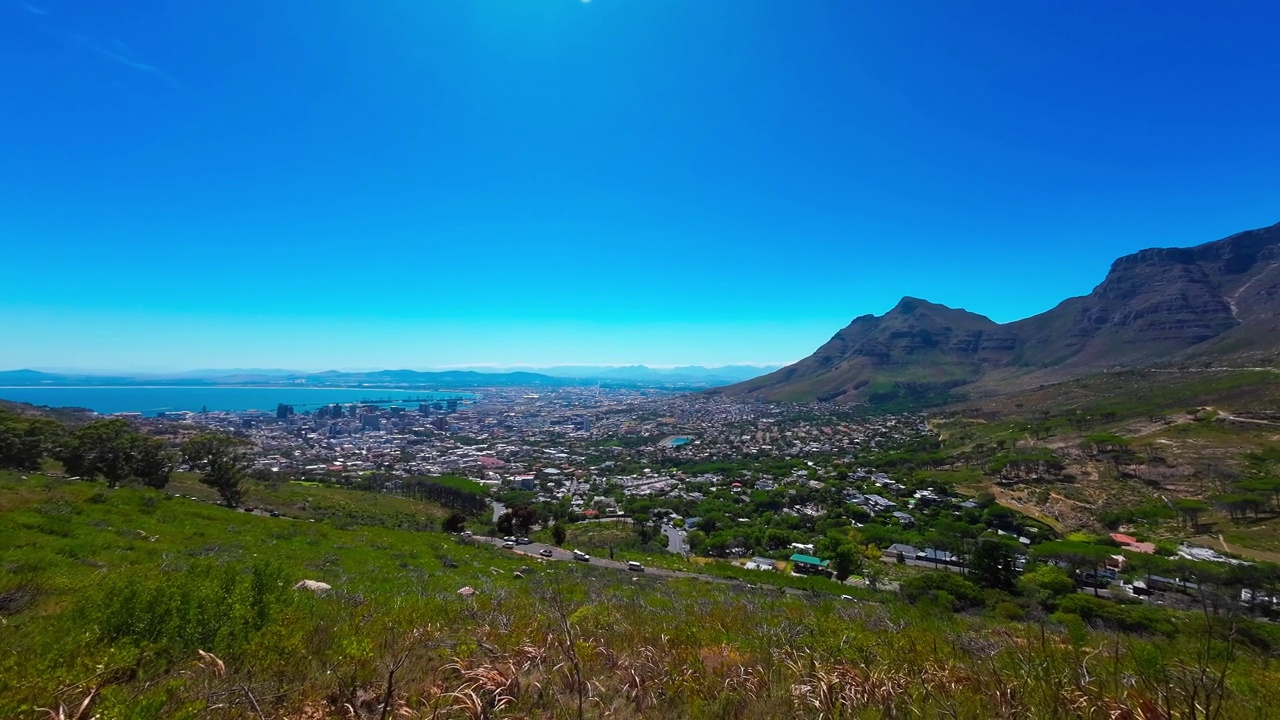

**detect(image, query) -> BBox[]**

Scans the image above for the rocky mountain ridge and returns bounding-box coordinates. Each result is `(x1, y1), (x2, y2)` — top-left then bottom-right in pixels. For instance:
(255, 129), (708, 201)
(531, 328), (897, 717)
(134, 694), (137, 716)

(717, 220), (1280, 404)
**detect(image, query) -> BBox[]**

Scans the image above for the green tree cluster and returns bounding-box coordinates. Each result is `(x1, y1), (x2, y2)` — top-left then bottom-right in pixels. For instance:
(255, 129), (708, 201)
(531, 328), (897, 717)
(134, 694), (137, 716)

(60, 419), (175, 489)
(0, 412), (63, 470)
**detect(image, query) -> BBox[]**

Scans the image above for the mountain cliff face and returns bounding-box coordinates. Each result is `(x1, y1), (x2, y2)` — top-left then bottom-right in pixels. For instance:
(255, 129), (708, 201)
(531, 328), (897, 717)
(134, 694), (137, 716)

(717, 221), (1280, 404)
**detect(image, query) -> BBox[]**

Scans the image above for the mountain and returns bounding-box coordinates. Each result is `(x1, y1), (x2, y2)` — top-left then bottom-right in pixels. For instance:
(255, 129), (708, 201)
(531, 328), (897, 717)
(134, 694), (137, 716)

(0, 369), (570, 388)
(716, 220), (1280, 405)
(0, 369), (61, 383)
(538, 364), (782, 385)
(300, 369), (568, 386)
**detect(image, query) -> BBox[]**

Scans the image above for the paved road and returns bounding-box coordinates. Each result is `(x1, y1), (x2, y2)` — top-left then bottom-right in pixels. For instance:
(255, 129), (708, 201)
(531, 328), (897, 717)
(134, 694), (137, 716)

(473, 536), (820, 598)
(661, 524), (687, 555)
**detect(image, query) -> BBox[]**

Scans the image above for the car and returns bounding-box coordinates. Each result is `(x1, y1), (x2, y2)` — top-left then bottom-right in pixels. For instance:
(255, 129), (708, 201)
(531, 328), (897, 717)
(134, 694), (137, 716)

(627, 561), (644, 572)
(269, 510), (281, 517)
(460, 530), (473, 538)
(503, 536), (516, 543)
(539, 548), (554, 557)
(516, 537), (531, 545)
(573, 551), (590, 562)
(840, 594), (854, 601)
(502, 541), (515, 549)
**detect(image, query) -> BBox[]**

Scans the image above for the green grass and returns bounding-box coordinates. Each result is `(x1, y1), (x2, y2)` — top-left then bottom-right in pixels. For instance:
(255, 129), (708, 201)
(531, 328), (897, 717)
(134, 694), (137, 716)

(5, 470), (1280, 718)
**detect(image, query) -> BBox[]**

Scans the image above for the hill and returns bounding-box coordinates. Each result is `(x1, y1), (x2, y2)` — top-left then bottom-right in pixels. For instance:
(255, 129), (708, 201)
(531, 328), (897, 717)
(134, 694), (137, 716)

(0, 368), (572, 388)
(717, 220), (1280, 405)
(541, 364), (782, 385)
(5, 469), (1280, 718)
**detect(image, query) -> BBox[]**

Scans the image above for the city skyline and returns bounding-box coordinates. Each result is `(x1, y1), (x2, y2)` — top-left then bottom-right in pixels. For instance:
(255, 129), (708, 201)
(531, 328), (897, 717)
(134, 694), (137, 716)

(4, 1), (1280, 370)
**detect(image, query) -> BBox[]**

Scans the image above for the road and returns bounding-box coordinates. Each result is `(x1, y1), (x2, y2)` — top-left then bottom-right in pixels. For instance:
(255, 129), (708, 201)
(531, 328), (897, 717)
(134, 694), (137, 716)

(473, 536), (820, 598)
(662, 524), (687, 555)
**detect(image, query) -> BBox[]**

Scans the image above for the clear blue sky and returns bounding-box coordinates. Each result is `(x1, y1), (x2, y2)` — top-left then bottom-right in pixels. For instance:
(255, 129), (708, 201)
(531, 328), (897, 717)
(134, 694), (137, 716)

(3, 1), (1279, 372)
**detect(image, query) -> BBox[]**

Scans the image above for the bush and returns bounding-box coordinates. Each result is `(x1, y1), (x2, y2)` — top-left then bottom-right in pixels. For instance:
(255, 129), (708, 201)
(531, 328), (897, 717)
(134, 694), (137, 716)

(1018, 565), (1076, 609)
(1055, 593), (1176, 636)
(994, 601), (1025, 621)
(900, 572), (984, 611)
(84, 559), (298, 664)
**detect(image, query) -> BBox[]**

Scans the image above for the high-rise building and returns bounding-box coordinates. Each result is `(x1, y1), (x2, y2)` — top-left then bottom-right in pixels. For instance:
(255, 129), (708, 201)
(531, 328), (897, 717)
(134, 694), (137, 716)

(361, 415), (381, 431)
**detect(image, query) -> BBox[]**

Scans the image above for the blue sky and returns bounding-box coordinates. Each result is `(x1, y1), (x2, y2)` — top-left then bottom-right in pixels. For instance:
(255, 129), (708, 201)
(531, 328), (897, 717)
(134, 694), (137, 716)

(3, 1), (1279, 371)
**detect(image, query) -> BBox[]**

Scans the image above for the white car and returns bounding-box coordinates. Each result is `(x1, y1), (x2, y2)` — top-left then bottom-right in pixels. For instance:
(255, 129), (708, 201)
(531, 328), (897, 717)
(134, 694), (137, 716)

(502, 541), (515, 549)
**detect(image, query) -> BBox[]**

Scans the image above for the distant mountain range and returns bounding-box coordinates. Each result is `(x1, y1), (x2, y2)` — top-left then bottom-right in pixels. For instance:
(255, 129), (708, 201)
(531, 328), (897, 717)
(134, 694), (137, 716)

(715, 220), (1280, 406)
(0, 365), (780, 389)
(537, 365), (782, 384)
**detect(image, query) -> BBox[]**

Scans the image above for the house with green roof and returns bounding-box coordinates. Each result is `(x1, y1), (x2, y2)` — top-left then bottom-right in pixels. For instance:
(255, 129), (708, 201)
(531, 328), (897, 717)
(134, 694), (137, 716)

(789, 553), (830, 575)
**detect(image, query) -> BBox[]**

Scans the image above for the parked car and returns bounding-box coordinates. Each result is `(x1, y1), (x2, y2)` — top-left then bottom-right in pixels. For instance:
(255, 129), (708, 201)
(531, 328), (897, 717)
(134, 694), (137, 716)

(503, 536), (516, 543)
(539, 548), (554, 557)
(502, 541), (515, 549)
(573, 550), (590, 562)
(460, 531), (473, 538)
(627, 561), (644, 572)
(516, 537), (531, 545)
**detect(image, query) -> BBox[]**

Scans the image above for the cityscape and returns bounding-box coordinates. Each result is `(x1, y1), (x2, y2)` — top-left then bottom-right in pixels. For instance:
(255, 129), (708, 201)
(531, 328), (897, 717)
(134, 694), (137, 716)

(5, 1), (1280, 716)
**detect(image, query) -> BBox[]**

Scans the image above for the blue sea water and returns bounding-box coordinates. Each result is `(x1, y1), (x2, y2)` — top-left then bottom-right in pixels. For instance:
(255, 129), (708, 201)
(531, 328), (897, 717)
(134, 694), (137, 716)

(0, 386), (469, 415)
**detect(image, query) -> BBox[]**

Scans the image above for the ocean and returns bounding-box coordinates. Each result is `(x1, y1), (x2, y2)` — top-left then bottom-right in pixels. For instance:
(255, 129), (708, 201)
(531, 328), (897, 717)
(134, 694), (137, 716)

(0, 386), (470, 415)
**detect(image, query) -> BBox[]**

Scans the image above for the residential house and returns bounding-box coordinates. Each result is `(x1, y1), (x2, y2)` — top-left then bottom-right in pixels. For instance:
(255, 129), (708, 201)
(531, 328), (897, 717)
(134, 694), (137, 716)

(790, 554), (830, 575)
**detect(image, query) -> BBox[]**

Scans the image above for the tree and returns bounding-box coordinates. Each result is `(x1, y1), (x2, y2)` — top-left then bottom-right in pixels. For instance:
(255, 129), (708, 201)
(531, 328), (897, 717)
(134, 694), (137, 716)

(128, 435), (175, 489)
(442, 512), (467, 534)
(0, 413), (62, 470)
(969, 539), (1019, 592)
(551, 523), (568, 546)
(182, 434), (252, 507)
(1238, 479), (1280, 513)
(60, 419), (136, 487)
(1174, 498), (1211, 530)
(830, 543), (862, 581)
(58, 419), (174, 489)
(764, 527), (794, 551)
(1031, 540), (1114, 594)
(900, 572), (983, 612)
(1018, 564), (1076, 610)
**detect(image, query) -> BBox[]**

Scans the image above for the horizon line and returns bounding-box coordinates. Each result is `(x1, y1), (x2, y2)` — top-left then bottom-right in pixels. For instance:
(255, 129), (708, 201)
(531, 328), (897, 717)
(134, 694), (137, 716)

(8, 362), (796, 376)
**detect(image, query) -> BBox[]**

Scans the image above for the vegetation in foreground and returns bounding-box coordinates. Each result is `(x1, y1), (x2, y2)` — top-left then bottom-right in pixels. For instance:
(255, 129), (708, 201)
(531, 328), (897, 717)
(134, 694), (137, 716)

(3, 470), (1280, 719)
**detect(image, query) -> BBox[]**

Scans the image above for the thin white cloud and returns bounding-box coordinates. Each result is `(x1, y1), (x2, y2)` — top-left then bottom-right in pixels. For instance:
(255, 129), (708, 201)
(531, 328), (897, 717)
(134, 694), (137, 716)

(23, 3), (48, 15)
(70, 33), (201, 101)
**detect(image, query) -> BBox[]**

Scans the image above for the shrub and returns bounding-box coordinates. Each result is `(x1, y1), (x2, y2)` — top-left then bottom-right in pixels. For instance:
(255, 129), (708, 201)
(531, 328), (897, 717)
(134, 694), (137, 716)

(1055, 593), (1177, 636)
(993, 601), (1025, 621)
(84, 559), (298, 664)
(1018, 564), (1076, 609)
(900, 572), (984, 611)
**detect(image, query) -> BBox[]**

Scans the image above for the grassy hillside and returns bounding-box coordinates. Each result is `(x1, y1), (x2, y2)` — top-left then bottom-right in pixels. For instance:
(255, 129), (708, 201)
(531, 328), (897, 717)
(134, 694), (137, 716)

(4, 471), (1280, 718)
(929, 369), (1280, 554)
